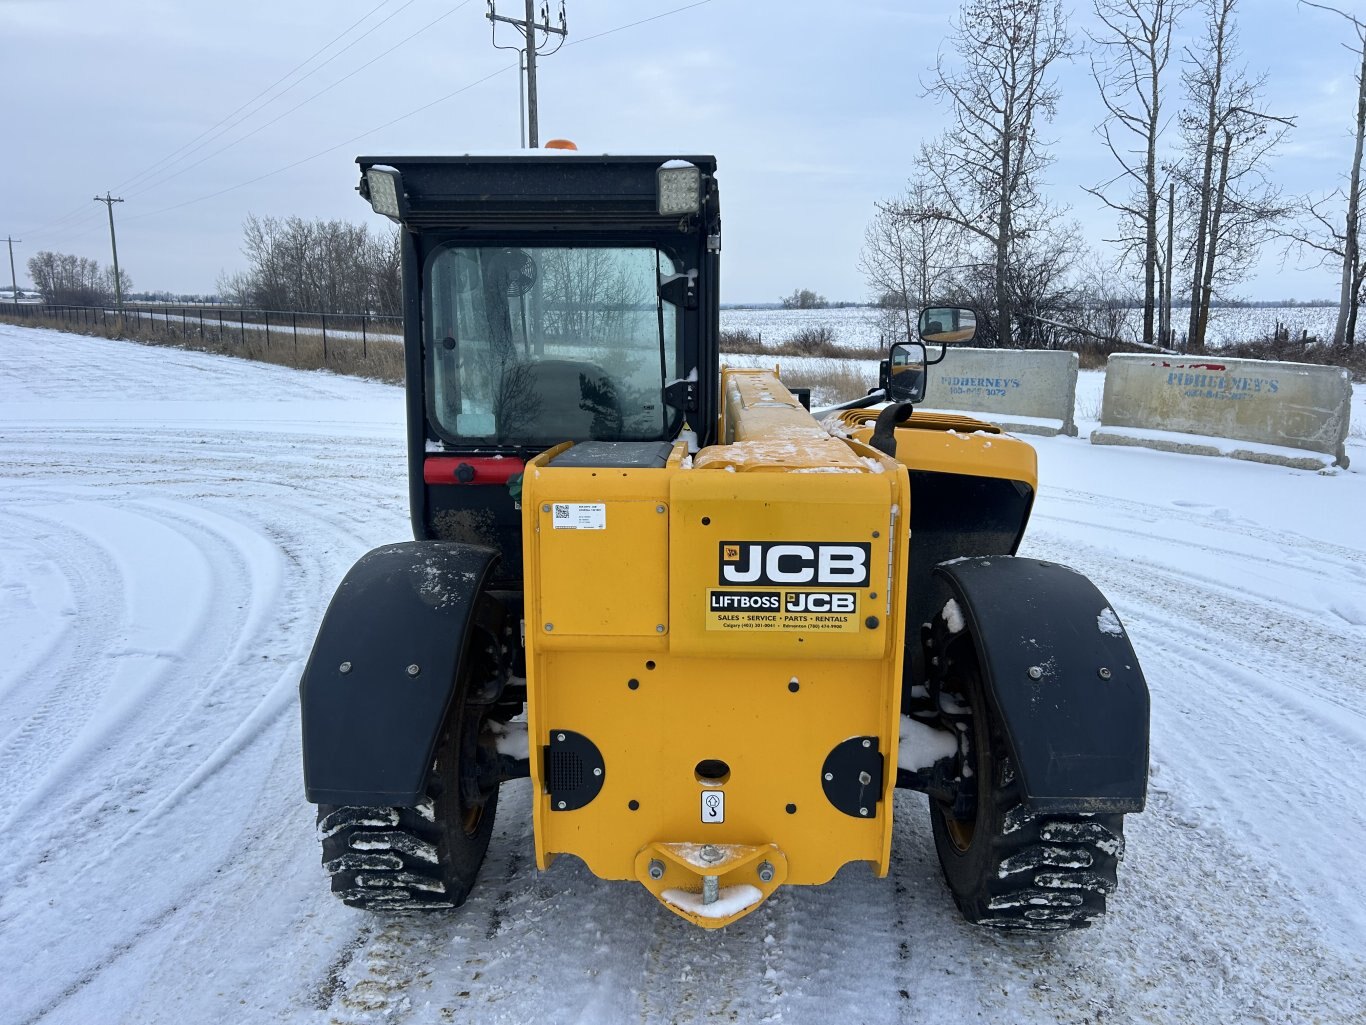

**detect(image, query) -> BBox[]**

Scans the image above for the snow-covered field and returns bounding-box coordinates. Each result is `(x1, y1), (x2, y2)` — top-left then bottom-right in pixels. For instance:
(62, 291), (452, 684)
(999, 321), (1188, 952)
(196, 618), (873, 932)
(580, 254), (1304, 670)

(722, 305), (1343, 351)
(2, 324), (1365, 1025)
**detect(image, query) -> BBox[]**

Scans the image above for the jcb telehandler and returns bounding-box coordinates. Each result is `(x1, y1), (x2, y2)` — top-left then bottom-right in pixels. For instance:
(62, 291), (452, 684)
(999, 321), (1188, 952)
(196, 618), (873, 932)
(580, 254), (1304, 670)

(300, 151), (1148, 931)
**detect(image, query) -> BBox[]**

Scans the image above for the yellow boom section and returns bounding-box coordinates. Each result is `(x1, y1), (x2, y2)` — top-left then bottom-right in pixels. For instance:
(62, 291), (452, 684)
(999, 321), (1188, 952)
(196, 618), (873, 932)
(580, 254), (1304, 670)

(521, 369), (910, 928)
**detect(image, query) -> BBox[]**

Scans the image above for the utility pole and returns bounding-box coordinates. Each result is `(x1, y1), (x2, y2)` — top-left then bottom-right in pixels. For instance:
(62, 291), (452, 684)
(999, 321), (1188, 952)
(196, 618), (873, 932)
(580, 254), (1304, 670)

(93, 193), (125, 314)
(487, 1), (568, 148)
(4, 236), (18, 305)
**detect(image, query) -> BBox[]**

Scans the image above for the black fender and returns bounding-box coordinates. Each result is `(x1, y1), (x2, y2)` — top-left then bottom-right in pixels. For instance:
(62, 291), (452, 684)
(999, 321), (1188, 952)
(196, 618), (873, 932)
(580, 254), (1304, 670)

(301, 541), (499, 806)
(933, 556), (1149, 814)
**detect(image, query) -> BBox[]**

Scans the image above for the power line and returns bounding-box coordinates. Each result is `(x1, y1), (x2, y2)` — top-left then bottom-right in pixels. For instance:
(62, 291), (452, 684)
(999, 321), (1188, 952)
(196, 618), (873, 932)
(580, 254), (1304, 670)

(43, 0), (720, 240)
(4, 237), (21, 300)
(113, 0), (407, 195)
(487, 1), (568, 148)
(565, 0), (713, 48)
(16, 0), (403, 238)
(121, 62), (520, 224)
(125, 1), (474, 201)
(93, 194), (126, 313)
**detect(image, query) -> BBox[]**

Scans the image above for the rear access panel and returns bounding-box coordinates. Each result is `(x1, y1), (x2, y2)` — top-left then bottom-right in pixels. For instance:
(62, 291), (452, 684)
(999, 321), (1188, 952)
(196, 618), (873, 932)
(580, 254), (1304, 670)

(536, 499), (669, 637)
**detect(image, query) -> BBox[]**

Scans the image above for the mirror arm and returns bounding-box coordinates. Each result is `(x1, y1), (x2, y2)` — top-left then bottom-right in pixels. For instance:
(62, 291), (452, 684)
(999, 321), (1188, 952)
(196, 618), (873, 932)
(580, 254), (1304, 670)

(869, 402), (914, 457)
(811, 389), (885, 421)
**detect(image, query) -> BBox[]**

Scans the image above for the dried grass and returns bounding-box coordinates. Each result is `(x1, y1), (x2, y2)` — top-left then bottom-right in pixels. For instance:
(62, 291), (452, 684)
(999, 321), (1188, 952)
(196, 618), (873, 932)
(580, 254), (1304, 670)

(0, 310), (405, 385)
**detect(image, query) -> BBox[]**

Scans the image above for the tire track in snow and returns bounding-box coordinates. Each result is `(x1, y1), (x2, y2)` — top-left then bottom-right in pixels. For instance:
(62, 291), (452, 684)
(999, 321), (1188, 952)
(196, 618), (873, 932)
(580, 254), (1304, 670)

(1026, 501), (1366, 948)
(0, 507), (123, 821)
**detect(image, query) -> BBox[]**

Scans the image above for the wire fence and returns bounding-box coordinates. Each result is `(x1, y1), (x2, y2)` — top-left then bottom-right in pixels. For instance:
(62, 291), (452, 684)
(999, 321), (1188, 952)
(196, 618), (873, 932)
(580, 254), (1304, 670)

(1, 302), (402, 355)
(0, 302), (407, 383)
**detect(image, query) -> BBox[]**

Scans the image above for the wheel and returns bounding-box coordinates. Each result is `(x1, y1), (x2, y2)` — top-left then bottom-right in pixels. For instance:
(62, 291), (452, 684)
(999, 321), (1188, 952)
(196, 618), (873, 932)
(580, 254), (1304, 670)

(317, 692), (498, 912)
(927, 630), (1126, 931)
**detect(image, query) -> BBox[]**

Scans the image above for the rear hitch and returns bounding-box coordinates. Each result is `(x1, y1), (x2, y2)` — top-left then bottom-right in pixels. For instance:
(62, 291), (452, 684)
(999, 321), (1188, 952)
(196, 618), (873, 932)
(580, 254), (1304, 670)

(633, 842), (788, 929)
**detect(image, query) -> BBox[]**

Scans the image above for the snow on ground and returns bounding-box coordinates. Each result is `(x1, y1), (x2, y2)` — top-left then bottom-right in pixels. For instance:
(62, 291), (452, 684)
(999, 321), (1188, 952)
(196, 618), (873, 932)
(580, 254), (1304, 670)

(2, 324), (1365, 1025)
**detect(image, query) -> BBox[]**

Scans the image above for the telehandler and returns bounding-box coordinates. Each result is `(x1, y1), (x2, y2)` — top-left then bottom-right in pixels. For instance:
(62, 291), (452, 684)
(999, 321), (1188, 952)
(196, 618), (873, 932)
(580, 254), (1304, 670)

(300, 150), (1148, 931)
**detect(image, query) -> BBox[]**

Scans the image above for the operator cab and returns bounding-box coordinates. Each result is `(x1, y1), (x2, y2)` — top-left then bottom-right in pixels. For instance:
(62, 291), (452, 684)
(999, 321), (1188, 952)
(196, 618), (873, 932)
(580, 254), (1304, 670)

(357, 153), (721, 585)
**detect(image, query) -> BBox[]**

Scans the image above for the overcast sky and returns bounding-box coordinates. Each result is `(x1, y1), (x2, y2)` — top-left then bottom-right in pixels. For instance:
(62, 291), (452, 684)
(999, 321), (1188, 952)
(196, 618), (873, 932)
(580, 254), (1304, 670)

(1, 0), (1359, 302)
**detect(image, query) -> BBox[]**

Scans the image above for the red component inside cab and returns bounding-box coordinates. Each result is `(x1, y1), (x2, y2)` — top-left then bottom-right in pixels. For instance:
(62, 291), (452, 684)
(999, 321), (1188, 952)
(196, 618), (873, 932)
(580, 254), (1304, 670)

(424, 456), (525, 485)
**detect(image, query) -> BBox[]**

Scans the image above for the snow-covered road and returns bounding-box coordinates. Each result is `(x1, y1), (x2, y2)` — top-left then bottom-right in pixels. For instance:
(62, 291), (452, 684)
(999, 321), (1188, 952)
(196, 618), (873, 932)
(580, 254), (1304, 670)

(1, 325), (1363, 1025)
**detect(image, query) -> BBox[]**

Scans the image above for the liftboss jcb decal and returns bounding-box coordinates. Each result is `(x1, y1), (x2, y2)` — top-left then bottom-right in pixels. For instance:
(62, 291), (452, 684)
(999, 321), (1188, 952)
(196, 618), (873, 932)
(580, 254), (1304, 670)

(706, 541), (870, 632)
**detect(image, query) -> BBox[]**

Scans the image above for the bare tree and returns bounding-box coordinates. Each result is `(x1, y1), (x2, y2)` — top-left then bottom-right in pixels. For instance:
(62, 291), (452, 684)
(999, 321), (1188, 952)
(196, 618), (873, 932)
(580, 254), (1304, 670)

(1177, 0), (1293, 350)
(223, 214), (402, 315)
(1088, 0), (1189, 347)
(917, 0), (1074, 348)
(1287, 1), (1366, 347)
(27, 251), (129, 306)
(859, 179), (963, 342)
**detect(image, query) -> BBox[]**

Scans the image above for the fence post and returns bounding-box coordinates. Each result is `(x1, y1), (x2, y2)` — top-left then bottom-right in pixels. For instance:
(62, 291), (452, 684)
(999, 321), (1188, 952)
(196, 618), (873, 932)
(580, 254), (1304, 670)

(240, 309), (245, 343)
(292, 311), (298, 359)
(264, 309), (270, 348)
(199, 309), (204, 339)
(218, 309), (224, 342)
(321, 311), (328, 362)
(362, 314), (367, 359)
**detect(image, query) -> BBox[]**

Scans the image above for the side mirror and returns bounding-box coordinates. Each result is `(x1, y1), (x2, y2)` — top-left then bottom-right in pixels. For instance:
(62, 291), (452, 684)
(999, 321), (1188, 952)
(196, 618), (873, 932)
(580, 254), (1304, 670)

(886, 341), (928, 403)
(918, 306), (976, 347)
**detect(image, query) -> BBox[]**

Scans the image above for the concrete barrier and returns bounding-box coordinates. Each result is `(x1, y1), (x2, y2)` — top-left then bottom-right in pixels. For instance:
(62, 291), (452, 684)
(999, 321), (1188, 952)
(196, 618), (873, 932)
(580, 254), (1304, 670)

(921, 347), (1078, 436)
(1091, 354), (1352, 470)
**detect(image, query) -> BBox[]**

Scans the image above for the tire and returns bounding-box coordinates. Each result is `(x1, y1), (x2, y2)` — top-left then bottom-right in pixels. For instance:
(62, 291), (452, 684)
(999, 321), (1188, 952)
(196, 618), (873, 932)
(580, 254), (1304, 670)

(928, 631), (1126, 932)
(317, 699), (498, 912)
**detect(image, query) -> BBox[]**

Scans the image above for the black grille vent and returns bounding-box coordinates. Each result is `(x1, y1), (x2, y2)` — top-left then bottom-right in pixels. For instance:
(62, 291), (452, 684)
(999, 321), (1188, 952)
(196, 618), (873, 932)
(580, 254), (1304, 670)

(544, 730), (605, 811)
(548, 749), (584, 793)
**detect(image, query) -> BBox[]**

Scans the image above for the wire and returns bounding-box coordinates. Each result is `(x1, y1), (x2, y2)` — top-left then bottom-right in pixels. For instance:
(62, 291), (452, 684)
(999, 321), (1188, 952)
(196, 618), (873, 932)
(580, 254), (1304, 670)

(118, 0), (425, 196)
(17, 0), (401, 237)
(124, 1), (474, 201)
(49, 0), (721, 235)
(565, 0), (714, 48)
(120, 62), (520, 224)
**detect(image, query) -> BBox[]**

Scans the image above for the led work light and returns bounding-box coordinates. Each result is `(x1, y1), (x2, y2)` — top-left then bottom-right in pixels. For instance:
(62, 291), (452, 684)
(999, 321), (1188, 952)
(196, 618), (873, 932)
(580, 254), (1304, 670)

(365, 168), (403, 221)
(656, 160), (701, 216)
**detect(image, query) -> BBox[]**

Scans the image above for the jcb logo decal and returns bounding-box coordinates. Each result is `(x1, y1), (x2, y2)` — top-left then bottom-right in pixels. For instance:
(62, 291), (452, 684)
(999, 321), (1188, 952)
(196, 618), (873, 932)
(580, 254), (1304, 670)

(718, 542), (871, 587)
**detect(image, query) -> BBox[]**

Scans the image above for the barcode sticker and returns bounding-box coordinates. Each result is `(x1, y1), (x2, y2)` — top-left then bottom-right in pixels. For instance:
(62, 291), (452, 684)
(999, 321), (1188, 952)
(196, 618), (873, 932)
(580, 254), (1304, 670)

(551, 503), (606, 530)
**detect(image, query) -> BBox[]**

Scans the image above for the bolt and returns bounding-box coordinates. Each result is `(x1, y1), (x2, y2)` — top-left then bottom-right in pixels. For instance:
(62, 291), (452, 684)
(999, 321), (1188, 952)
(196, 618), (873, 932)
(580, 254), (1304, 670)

(545, 622), (554, 632)
(757, 861), (775, 883)
(862, 739), (871, 748)
(865, 616), (880, 629)
(406, 664), (420, 677)
(338, 661), (352, 674)
(656, 624), (666, 633)
(858, 771), (872, 786)
(557, 801), (567, 809)
(648, 859), (665, 880)
(593, 767), (603, 777)
(824, 772), (834, 781)
(1098, 667), (1113, 680)
(699, 844), (724, 864)
(656, 504), (666, 514)
(860, 807), (869, 816)
(1028, 666), (1043, 680)
(703, 874), (720, 905)
(556, 733), (566, 742)
(542, 503), (550, 512)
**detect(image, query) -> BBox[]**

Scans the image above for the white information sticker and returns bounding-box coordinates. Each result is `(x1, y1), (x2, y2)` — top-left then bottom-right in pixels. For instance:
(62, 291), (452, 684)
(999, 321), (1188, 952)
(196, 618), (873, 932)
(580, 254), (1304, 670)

(700, 789), (725, 824)
(551, 503), (606, 530)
